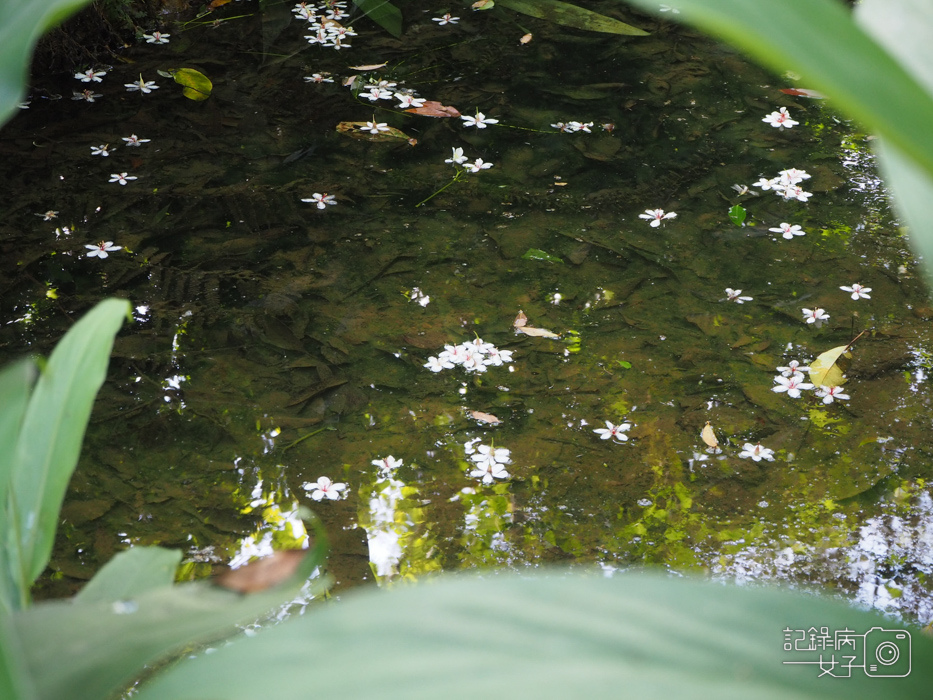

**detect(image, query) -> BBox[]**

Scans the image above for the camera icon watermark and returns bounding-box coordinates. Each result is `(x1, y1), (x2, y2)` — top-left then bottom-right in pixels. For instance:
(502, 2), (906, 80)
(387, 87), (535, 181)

(782, 625), (911, 678)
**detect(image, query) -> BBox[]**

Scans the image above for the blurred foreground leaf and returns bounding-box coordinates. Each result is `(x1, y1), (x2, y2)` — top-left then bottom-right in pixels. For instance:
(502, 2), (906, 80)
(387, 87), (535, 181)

(0, 0), (94, 128)
(131, 571), (933, 699)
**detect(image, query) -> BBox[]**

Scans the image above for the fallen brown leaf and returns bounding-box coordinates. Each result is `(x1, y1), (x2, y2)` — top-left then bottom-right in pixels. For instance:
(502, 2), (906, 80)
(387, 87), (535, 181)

(470, 410), (501, 424)
(405, 101), (461, 118)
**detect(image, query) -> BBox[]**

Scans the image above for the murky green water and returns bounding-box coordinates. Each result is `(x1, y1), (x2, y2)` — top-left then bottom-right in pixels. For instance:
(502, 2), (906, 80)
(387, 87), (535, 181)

(3, 0), (933, 623)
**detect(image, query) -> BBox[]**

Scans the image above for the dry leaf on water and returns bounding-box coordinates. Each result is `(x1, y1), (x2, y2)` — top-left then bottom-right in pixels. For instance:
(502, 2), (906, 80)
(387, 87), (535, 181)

(404, 101), (461, 118)
(470, 410), (502, 424)
(520, 33), (533, 44)
(349, 62), (389, 71)
(513, 309), (559, 338)
(517, 326), (561, 338)
(700, 421), (718, 448)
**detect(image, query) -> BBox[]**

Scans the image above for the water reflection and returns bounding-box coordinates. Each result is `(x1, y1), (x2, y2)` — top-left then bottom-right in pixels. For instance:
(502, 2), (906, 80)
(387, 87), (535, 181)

(2, 0), (933, 625)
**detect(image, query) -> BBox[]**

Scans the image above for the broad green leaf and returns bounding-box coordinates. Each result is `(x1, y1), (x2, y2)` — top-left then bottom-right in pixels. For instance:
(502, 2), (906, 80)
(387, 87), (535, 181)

(728, 204), (746, 227)
(14, 539), (327, 700)
(76, 547), (183, 603)
(171, 68), (213, 101)
(522, 248), (564, 263)
(132, 571), (933, 699)
(353, 0), (402, 38)
(808, 345), (850, 388)
(0, 360), (37, 613)
(0, 608), (35, 700)
(0, 0), (94, 128)
(5, 298), (129, 602)
(620, 0), (933, 186)
(854, 0), (933, 283)
(499, 0), (648, 35)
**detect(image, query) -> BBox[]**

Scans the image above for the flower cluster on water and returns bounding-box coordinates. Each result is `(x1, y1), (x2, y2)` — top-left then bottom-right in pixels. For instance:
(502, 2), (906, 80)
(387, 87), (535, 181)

(294, 1), (356, 50)
(754, 168), (812, 202)
(771, 359), (849, 403)
(424, 337), (513, 373)
(464, 439), (511, 484)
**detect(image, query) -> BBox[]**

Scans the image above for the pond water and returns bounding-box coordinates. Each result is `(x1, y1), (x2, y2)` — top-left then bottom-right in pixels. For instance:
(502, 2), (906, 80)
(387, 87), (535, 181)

(3, 0), (933, 624)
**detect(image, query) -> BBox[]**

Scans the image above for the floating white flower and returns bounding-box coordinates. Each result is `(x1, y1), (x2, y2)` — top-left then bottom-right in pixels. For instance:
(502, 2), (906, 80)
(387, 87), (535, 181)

(362, 120), (390, 134)
(122, 134), (150, 147)
(432, 13), (459, 25)
(143, 31), (170, 44)
(395, 94), (426, 109)
(304, 73), (334, 83)
(593, 420), (631, 443)
(762, 107), (799, 129)
(815, 386), (850, 404)
(90, 144), (112, 157)
(464, 158), (493, 173)
(109, 173), (137, 185)
(125, 75), (159, 93)
(840, 283), (871, 300)
(802, 307), (830, 324)
(769, 222), (805, 239)
(738, 443), (775, 462)
(468, 444), (511, 484)
(75, 68), (107, 83)
(302, 476), (348, 501)
(445, 147), (468, 165)
(772, 375), (814, 398)
(302, 192), (337, 209)
(638, 209), (677, 227)
(776, 360), (809, 377)
(461, 112), (498, 129)
(724, 288), (753, 304)
(85, 241), (121, 258)
(371, 456), (403, 474)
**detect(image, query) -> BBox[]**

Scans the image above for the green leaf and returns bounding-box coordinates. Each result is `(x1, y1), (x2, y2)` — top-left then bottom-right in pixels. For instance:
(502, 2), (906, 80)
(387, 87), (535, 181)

(522, 248), (564, 263)
(853, 1), (933, 283)
(4, 299), (129, 604)
(0, 0), (94, 128)
(808, 345), (850, 388)
(620, 0), (933, 187)
(14, 538), (327, 700)
(171, 68), (213, 101)
(0, 360), (36, 614)
(131, 571), (933, 699)
(353, 0), (402, 38)
(0, 608), (35, 700)
(499, 0), (648, 35)
(76, 547), (183, 604)
(728, 204), (746, 226)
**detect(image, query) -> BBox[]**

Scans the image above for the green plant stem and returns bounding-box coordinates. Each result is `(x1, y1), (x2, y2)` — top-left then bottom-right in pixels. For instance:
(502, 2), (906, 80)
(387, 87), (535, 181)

(415, 170), (466, 208)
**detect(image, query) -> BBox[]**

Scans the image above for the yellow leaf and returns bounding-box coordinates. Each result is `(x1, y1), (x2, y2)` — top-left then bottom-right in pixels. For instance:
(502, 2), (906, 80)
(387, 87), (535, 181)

(171, 68), (212, 101)
(700, 422), (718, 448)
(808, 346), (851, 387)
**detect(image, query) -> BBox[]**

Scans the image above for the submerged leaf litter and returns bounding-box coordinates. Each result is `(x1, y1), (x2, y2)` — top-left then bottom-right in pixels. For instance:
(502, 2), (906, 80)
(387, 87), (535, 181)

(4, 0), (933, 623)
